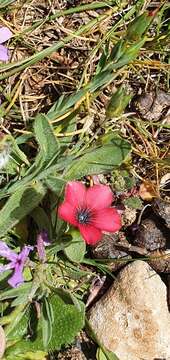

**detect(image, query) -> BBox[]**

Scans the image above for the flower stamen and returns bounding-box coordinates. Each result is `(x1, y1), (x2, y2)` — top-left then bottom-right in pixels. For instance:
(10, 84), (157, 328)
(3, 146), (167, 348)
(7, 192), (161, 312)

(76, 208), (91, 224)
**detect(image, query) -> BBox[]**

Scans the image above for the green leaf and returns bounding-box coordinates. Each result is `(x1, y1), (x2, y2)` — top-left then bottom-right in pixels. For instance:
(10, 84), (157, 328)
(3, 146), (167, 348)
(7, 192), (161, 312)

(5, 294), (85, 355)
(10, 136), (30, 166)
(11, 284), (32, 307)
(47, 69), (117, 122)
(126, 11), (154, 41)
(106, 86), (132, 118)
(5, 351), (47, 360)
(109, 39), (125, 62)
(26, 114), (60, 177)
(64, 229), (86, 263)
(5, 305), (30, 340)
(123, 196), (143, 209)
(31, 206), (52, 240)
(0, 182), (45, 236)
(7, 351), (47, 360)
(114, 38), (146, 68)
(46, 295), (85, 350)
(96, 43), (110, 74)
(0, 0), (16, 7)
(42, 297), (54, 347)
(0, 115), (63, 197)
(44, 175), (65, 193)
(54, 111), (77, 141)
(34, 114), (60, 164)
(105, 38), (146, 74)
(0, 135), (29, 173)
(0, 283), (32, 302)
(111, 169), (135, 192)
(97, 347), (120, 360)
(64, 138), (131, 180)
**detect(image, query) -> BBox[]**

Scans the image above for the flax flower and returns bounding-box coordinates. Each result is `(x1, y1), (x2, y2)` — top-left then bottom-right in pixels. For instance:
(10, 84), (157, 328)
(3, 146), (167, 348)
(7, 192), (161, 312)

(58, 181), (121, 245)
(0, 27), (12, 61)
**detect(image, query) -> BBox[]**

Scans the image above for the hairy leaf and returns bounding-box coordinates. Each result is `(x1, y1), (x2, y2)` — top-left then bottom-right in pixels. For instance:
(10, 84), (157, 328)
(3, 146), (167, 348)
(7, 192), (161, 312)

(0, 182), (45, 236)
(26, 114), (60, 177)
(64, 229), (86, 263)
(5, 294), (85, 355)
(64, 138), (131, 179)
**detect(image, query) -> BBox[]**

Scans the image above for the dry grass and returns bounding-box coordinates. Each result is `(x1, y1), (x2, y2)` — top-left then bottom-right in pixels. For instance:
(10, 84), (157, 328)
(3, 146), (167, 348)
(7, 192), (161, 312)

(0, 0), (170, 190)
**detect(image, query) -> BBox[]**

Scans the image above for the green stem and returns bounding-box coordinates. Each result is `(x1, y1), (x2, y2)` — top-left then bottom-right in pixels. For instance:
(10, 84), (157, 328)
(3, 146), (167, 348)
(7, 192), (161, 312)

(78, 4), (136, 88)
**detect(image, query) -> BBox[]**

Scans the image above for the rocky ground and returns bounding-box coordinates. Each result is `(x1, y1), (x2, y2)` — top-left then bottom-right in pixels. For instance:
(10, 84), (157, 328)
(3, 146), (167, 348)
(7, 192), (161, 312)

(0, 1), (170, 360)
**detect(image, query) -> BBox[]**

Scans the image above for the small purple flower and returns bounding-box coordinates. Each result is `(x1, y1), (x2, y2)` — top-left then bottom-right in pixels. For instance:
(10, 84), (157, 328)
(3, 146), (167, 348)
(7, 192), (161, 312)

(0, 27), (12, 62)
(0, 241), (33, 288)
(36, 230), (50, 262)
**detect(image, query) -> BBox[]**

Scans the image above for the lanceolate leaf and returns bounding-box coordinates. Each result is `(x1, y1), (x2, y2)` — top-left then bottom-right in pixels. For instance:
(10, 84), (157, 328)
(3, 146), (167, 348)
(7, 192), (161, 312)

(0, 115), (61, 197)
(26, 114), (60, 177)
(64, 138), (131, 180)
(34, 114), (60, 165)
(0, 283), (32, 302)
(106, 87), (132, 118)
(126, 11), (154, 41)
(42, 297), (54, 347)
(0, 0), (16, 7)
(0, 182), (45, 237)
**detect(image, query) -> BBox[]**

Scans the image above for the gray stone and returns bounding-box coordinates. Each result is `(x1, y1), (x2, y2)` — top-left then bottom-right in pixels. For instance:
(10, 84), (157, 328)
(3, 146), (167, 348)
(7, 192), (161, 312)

(88, 260), (170, 360)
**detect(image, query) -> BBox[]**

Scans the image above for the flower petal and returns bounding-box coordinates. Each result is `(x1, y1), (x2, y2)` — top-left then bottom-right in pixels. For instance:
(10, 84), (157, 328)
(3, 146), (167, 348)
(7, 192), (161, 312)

(92, 208), (121, 232)
(86, 185), (113, 210)
(18, 245), (33, 263)
(0, 241), (17, 262)
(64, 181), (86, 207)
(8, 262), (24, 288)
(78, 224), (102, 245)
(7, 246), (32, 288)
(0, 263), (14, 273)
(0, 45), (9, 61)
(0, 27), (12, 43)
(58, 202), (78, 226)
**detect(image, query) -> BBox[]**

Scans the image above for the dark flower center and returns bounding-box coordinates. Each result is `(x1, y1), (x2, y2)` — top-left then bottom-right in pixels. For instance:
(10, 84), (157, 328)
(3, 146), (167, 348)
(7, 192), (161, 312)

(76, 208), (91, 224)
(16, 258), (22, 265)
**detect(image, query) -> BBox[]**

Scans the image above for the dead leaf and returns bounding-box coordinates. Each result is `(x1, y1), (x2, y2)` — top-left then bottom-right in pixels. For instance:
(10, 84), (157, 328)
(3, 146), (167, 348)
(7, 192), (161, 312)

(139, 180), (158, 201)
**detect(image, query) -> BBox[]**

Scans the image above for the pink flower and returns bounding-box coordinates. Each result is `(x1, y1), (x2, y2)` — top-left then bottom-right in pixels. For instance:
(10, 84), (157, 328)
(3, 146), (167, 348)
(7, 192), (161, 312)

(0, 27), (12, 61)
(0, 241), (33, 288)
(58, 181), (121, 245)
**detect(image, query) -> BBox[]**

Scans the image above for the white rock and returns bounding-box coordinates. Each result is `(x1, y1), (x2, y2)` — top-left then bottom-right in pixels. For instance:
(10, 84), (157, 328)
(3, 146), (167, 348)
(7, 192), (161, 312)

(88, 260), (170, 360)
(0, 325), (6, 359)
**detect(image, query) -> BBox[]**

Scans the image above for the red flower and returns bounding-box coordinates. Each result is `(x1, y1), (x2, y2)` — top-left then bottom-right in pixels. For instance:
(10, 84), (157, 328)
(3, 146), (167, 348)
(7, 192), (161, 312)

(58, 181), (121, 245)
